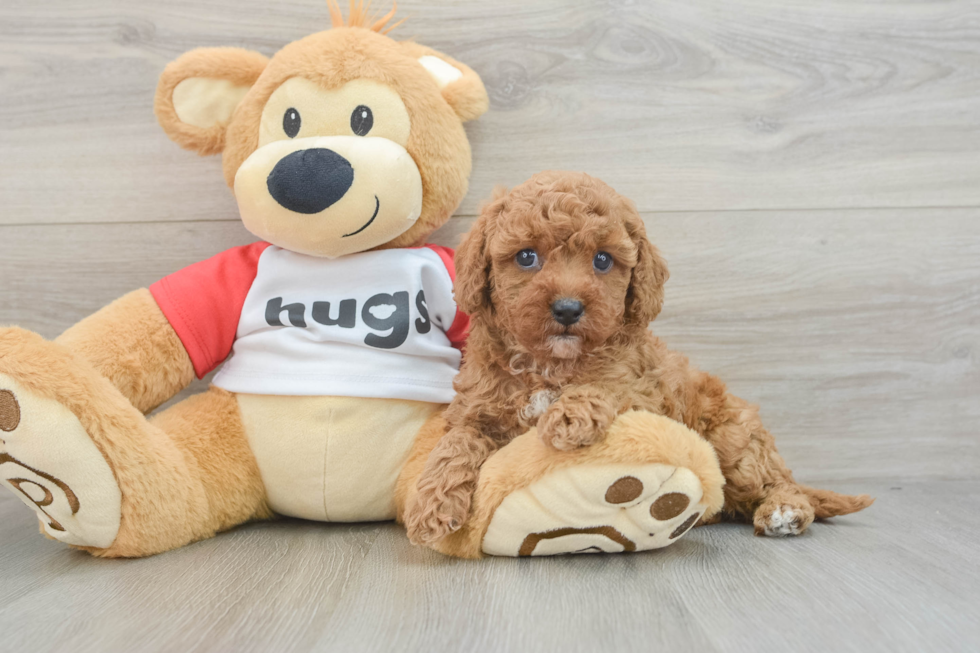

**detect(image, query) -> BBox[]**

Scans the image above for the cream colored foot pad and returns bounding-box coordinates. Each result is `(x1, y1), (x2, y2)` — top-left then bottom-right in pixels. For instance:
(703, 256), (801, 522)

(0, 375), (121, 548)
(482, 463), (706, 557)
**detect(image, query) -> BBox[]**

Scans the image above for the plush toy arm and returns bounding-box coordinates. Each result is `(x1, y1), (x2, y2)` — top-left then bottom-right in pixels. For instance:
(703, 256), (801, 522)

(56, 289), (195, 414)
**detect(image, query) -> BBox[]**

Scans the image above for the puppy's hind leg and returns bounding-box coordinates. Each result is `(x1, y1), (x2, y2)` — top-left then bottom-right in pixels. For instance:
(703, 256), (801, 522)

(753, 484), (875, 536)
(753, 484), (816, 537)
(700, 392), (874, 536)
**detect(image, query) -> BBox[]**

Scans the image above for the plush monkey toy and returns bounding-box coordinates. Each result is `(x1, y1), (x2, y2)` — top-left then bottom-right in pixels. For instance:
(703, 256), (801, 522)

(0, 3), (724, 558)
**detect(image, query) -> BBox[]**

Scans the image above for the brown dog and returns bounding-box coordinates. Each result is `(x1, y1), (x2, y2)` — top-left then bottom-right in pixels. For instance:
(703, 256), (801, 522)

(404, 171), (873, 546)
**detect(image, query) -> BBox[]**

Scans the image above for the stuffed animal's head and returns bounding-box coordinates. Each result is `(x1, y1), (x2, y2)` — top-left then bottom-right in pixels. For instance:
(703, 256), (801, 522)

(154, 2), (487, 257)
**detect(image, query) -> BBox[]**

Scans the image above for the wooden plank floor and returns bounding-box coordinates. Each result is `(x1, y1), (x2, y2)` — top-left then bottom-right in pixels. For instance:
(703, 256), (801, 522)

(1, 0), (978, 651)
(2, 481), (978, 653)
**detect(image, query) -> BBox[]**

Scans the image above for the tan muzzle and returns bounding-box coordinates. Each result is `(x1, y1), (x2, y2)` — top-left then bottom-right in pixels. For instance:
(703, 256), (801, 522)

(234, 135), (423, 258)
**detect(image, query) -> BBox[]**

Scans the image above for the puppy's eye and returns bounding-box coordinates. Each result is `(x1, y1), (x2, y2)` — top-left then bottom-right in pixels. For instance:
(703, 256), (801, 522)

(593, 251), (613, 273)
(283, 108), (301, 138)
(351, 105), (373, 136)
(515, 249), (540, 270)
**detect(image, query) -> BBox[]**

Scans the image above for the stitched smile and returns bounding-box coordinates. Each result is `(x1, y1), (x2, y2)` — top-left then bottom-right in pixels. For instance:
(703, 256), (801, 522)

(342, 196), (380, 238)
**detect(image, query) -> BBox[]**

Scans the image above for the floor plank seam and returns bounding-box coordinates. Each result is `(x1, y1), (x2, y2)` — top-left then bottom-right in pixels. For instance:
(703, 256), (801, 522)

(6, 203), (980, 229)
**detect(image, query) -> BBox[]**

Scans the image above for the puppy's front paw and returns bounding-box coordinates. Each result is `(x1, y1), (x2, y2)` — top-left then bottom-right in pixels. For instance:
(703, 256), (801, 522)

(404, 485), (471, 546)
(538, 389), (616, 451)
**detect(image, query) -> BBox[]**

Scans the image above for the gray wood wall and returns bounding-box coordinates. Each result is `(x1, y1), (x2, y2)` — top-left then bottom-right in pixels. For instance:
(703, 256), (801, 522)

(2, 0), (978, 483)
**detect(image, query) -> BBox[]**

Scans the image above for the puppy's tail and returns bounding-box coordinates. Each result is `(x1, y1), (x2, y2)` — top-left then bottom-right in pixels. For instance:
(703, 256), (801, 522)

(800, 485), (875, 519)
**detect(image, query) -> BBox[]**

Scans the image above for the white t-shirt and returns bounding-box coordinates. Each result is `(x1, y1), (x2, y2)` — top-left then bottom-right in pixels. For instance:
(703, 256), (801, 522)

(150, 242), (468, 403)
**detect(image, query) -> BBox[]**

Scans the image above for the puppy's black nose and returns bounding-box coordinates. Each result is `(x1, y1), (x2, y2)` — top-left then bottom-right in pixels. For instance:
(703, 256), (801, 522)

(551, 298), (584, 326)
(267, 148), (354, 214)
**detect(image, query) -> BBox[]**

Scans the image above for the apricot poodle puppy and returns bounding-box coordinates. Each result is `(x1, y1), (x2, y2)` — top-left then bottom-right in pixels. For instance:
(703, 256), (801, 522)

(404, 171), (872, 546)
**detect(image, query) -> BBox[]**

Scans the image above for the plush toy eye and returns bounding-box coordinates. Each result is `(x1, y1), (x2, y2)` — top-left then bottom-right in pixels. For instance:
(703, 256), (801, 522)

(515, 249), (539, 270)
(351, 105), (373, 136)
(283, 108), (301, 138)
(593, 251), (613, 273)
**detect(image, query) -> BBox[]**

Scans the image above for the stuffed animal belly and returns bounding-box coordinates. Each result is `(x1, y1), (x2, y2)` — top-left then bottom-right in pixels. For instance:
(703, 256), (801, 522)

(237, 394), (440, 521)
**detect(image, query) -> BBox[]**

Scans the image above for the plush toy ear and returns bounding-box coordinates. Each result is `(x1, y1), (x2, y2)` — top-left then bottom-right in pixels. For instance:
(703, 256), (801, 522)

(400, 42), (489, 122)
(155, 48), (269, 156)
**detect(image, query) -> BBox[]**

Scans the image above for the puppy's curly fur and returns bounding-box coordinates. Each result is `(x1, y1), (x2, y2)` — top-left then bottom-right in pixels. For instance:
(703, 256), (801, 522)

(404, 171), (873, 546)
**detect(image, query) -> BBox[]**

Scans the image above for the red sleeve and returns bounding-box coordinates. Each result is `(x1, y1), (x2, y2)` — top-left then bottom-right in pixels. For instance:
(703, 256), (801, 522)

(424, 244), (470, 350)
(149, 242), (271, 378)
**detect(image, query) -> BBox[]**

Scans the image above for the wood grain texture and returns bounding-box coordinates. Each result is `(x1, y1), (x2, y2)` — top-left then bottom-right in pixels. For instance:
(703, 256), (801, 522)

(2, 210), (976, 481)
(1, 481), (977, 653)
(1, 0), (979, 650)
(1, 0), (980, 225)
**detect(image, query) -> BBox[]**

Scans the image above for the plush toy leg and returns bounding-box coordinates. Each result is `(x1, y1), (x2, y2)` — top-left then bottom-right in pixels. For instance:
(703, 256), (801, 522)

(397, 411), (725, 558)
(0, 328), (270, 557)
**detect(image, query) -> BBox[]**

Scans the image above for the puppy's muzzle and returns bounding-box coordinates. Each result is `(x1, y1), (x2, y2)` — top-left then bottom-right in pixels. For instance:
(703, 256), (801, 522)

(267, 148), (354, 215)
(551, 298), (584, 326)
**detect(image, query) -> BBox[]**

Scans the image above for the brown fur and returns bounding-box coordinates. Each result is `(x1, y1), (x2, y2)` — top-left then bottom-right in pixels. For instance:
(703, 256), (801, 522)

(56, 289), (195, 414)
(0, 329), (270, 558)
(328, 0), (405, 34)
(0, 3), (484, 557)
(155, 48), (270, 156)
(222, 27), (485, 250)
(398, 411), (725, 558)
(405, 172), (873, 545)
(146, 387), (273, 544)
(153, 20), (487, 251)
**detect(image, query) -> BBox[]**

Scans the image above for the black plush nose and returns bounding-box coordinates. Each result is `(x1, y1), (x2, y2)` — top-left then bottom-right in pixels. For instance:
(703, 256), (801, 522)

(266, 148), (354, 214)
(551, 298), (584, 326)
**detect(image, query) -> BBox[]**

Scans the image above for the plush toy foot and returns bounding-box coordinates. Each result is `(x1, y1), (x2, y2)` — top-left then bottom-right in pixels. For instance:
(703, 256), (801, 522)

(410, 411), (725, 559)
(0, 373), (121, 548)
(482, 461), (709, 556)
(0, 327), (262, 558)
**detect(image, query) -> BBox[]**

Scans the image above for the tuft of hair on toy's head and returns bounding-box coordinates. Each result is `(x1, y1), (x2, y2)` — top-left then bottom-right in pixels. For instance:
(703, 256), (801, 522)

(327, 0), (405, 35)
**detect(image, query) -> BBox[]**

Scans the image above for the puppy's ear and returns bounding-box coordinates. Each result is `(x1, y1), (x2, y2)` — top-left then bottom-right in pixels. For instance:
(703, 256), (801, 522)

(454, 197), (504, 316)
(155, 47), (268, 155)
(400, 42), (489, 122)
(624, 214), (669, 326)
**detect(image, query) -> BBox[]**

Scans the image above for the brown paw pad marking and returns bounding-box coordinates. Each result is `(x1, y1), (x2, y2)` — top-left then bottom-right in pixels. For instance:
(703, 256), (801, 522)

(669, 513), (701, 540)
(0, 390), (20, 432)
(651, 492), (690, 520)
(0, 453), (79, 532)
(605, 476), (644, 504)
(519, 526), (636, 557)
